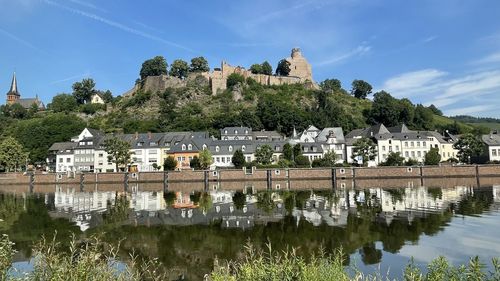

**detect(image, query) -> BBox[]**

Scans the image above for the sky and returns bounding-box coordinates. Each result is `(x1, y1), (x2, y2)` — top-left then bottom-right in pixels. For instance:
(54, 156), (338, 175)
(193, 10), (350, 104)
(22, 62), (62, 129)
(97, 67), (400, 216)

(1, 0), (500, 117)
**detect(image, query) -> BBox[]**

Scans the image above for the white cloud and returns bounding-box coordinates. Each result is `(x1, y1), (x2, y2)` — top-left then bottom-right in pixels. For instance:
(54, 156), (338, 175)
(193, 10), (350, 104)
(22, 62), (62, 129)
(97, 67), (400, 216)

(474, 52), (500, 64)
(445, 105), (497, 116)
(382, 69), (447, 96)
(67, 0), (106, 13)
(41, 0), (196, 53)
(316, 45), (372, 66)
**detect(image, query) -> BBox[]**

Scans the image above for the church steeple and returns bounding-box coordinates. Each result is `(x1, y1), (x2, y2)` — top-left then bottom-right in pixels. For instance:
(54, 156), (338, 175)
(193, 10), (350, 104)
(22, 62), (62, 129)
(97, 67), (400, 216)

(6, 72), (21, 105)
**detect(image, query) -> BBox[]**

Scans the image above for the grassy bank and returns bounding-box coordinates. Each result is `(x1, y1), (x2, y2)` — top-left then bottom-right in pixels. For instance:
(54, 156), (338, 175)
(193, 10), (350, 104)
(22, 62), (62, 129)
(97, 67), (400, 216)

(1, 234), (499, 281)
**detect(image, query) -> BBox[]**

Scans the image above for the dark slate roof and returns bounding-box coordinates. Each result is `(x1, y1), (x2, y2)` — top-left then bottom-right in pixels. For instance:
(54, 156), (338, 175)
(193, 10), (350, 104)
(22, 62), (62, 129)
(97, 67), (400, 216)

(209, 140), (255, 155)
(48, 142), (76, 152)
(315, 127), (345, 143)
(221, 127), (252, 136)
(252, 130), (284, 141)
(346, 124), (392, 140)
(387, 124), (410, 133)
(15, 98), (45, 109)
(482, 134), (500, 146)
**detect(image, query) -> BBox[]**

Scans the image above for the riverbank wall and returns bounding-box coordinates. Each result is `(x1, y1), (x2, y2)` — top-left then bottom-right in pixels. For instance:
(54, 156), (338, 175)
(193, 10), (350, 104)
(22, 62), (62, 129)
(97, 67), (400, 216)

(1, 165), (499, 193)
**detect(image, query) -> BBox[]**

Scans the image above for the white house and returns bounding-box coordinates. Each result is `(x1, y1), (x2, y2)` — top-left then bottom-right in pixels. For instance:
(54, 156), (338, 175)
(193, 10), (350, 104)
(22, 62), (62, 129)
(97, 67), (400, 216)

(482, 133), (500, 162)
(90, 93), (105, 104)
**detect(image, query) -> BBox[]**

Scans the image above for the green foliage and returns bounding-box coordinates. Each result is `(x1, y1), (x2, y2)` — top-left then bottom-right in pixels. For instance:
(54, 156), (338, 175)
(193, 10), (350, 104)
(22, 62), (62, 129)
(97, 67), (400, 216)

(428, 104), (443, 116)
(351, 79), (372, 99)
(169, 59), (189, 79)
(0, 137), (28, 172)
(250, 61), (273, 75)
(405, 158), (419, 166)
(80, 103), (106, 115)
(283, 143), (293, 161)
(424, 147), (441, 165)
(199, 148), (213, 169)
(257, 93), (309, 136)
(276, 59), (291, 76)
(0, 234), (14, 280)
(312, 150), (338, 167)
(250, 64), (263, 74)
(48, 94), (78, 113)
(381, 152), (405, 166)
(351, 138), (377, 167)
(72, 78), (96, 104)
(6, 113), (85, 163)
(189, 56), (210, 72)
(255, 144), (273, 165)
(453, 133), (484, 164)
(140, 55), (168, 80)
(190, 155), (201, 170)
(232, 149), (246, 168)
(227, 73), (245, 88)
(104, 137), (132, 172)
(123, 90), (152, 108)
(232, 191), (246, 210)
(163, 156), (177, 171)
(1, 103), (28, 119)
(99, 90), (114, 103)
(320, 78), (342, 92)
(295, 155), (311, 168)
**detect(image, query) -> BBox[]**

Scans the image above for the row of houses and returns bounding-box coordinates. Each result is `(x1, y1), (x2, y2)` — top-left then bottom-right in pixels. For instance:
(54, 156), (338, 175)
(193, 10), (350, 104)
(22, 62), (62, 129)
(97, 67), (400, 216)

(47, 124), (498, 173)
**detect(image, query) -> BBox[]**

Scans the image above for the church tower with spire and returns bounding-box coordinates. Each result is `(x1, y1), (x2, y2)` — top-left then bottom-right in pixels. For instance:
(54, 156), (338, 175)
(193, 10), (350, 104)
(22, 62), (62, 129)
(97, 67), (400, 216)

(6, 72), (20, 105)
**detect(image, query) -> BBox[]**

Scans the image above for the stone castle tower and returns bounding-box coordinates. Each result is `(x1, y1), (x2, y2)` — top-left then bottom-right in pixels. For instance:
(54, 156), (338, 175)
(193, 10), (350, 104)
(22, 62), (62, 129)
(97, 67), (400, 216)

(286, 48), (313, 81)
(6, 72), (20, 105)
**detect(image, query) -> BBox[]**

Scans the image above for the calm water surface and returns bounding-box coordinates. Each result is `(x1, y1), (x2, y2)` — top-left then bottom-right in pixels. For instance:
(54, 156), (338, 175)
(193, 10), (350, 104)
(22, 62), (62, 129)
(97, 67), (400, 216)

(1, 181), (499, 280)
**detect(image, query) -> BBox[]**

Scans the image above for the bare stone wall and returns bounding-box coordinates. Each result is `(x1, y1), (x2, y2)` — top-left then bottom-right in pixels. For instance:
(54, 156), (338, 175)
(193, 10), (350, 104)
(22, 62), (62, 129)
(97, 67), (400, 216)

(0, 173), (30, 185)
(168, 171), (204, 182)
(289, 168), (331, 179)
(478, 165), (500, 176)
(354, 167), (421, 178)
(421, 166), (476, 177)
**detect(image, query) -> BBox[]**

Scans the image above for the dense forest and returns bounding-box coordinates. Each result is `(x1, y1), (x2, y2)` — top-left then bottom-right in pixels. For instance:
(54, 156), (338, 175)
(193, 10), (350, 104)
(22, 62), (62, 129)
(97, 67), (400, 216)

(0, 55), (493, 164)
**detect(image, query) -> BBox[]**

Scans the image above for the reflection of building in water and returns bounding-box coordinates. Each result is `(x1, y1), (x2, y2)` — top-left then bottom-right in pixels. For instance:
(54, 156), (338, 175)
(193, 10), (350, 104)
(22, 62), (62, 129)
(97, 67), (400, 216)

(494, 186), (500, 203)
(131, 191), (165, 212)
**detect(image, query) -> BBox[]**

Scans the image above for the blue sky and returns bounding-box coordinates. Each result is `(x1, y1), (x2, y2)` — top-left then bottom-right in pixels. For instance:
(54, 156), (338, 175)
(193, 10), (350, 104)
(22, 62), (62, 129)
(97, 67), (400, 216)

(1, 0), (500, 117)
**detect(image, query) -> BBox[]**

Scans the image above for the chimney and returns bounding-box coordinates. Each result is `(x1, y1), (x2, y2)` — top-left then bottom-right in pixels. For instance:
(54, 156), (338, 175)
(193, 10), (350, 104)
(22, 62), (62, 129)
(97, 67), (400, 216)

(148, 131), (152, 139)
(135, 132), (139, 140)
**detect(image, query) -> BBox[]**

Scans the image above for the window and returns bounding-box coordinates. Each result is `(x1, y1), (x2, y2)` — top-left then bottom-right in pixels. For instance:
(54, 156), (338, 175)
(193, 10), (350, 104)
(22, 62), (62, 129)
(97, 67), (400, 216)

(66, 158), (70, 163)
(216, 157), (220, 162)
(181, 144), (186, 151)
(389, 146), (393, 152)
(222, 157), (226, 163)
(59, 158), (63, 162)
(224, 130), (228, 134)
(411, 151), (415, 157)
(405, 151), (409, 157)
(149, 150), (157, 154)
(493, 149), (498, 156)
(98, 153), (103, 157)
(182, 157), (186, 161)
(135, 150), (142, 155)
(137, 142), (143, 147)
(382, 146), (386, 151)
(188, 144), (192, 150)
(150, 142), (157, 146)
(229, 146), (233, 152)
(87, 141), (93, 146)
(275, 145), (280, 151)
(405, 142), (408, 147)
(245, 130), (248, 134)
(241, 145), (246, 152)
(202, 144), (207, 150)
(417, 142), (420, 147)
(189, 156), (193, 161)
(396, 145), (400, 151)
(216, 146), (220, 152)
(417, 151), (421, 157)
(235, 130), (238, 134)
(148, 159), (157, 163)
(411, 142), (414, 147)
(79, 141), (85, 146)
(423, 141), (426, 147)
(177, 157), (182, 162)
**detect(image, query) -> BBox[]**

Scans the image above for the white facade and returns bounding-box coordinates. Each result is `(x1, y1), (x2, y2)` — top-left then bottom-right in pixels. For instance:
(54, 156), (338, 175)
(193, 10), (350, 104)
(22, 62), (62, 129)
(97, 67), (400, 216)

(56, 153), (74, 172)
(90, 94), (105, 104)
(131, 148), (162, 171)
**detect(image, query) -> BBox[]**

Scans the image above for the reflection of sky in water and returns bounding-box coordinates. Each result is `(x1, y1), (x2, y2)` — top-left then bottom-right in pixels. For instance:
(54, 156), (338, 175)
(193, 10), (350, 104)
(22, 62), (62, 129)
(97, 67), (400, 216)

(352, 211), (500, 279)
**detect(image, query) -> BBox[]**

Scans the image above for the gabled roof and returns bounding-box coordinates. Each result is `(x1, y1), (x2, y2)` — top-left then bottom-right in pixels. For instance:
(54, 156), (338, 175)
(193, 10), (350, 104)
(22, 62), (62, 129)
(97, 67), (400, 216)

(387, 124), (410, 133)
(305, 125), (320, 132)
(315, 127), (345, 143)
(346, 124), (391, 140)
(49, 142), (76, 152)
(482, 134), (500, 146)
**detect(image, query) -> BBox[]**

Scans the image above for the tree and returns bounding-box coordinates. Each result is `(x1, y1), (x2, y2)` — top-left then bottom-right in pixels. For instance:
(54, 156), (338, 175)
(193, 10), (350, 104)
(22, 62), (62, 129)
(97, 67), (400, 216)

(275, 59), (291, 76)
(249, 64), (263, 74)
(453, 134), (484, 164)
(293, 144), (302, 159)
(367, 91), (403, 127)
(424, 147), (441, 165)
(199, 148), (213, 169)
(295, 155), (310, 167)
(163, 156), (178, 171)
(283, 143), (293, 161)
(311, 150), (337, 167)
(261, 61), (273, 75)
(351, 79), (372, 99)
(140, 56), (168, 80)
(2, 103), (27, 119)
(169, 59), (189, 79)
(231, 149), (246, 169)
(381, 152), (405, 166)
(99, 90), (114, 103)
(255, 144), (273, 165)
(226, 73), (245, 88)
(189, 56), (209, 72)
(428, 104), (443, 116)
(351, 138), (377, 167)
(190, 156), (201, 170)
(104, 137), (131, 172)
(48, 94), (78, 113)
(320, 78), (342, 92)
(413, 104), (434, 130)
(72, 78), (96, 104)
(0, 137), (28, 172)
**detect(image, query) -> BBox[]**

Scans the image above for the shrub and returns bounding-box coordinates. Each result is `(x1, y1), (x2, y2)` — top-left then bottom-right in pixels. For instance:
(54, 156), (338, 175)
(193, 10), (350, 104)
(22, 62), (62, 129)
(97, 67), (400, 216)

(227, 73), (245, 88)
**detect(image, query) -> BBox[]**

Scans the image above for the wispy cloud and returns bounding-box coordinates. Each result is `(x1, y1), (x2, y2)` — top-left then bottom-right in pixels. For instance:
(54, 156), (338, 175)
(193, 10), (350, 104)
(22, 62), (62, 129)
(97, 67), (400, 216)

(67, 0), (106, 13)
(422, 36), (438, 43)
(49, 72), (90, 85)
(0, 27), (46, 54)
(379, 68), (500, 116)
(316, 45), (372, 66)
(41, 0), (196, 53)
(246, 0), (320, 27)
(473, 51), (500, 65)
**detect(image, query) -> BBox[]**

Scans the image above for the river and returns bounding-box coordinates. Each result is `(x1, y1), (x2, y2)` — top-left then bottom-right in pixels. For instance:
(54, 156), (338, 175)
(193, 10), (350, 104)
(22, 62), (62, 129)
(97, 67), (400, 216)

(1, 181), (499, 280)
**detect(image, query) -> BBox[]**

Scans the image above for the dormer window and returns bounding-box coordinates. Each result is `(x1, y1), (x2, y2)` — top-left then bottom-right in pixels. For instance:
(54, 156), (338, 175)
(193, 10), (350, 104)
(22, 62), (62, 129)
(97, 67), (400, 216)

(79, 141), (85, 146)
(137, 142), (143, 147)
(275, 145), (280, 151)
(87, 141), (93, 146)
(150, 142), (157, 146)
(235, 130), (238, 134)
(245, 130), (248, 134)
(241, 145), (246, 152)
(202, 144), (207, 150)
(182, 144), (186, 151)
(224, 130), (228, 134)
(216, 146), (220, 152)
(188, 144), (192, 150)
(229, 146), (233, 152)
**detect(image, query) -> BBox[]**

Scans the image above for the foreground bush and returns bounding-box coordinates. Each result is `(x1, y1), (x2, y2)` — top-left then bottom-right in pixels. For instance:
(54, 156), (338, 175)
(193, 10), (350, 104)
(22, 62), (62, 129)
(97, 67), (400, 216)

(1, 235), (499, 280)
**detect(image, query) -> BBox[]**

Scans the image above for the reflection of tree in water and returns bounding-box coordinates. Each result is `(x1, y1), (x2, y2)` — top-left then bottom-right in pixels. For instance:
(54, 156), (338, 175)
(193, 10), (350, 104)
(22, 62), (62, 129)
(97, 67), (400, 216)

(103, 193), (130, 224)
(427, 187), (443, 200)
(163, 191), (176, 206)
(256, 191), (276, 213)
(385, 188), (405, 204)
(190, 191), (201, 205)
(0, 193), (25, 230)
(198, 192), (212, 213)
(456, 189), (493, 216)
(232, 191), (245, 210)
(359, 242), (382, 265)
